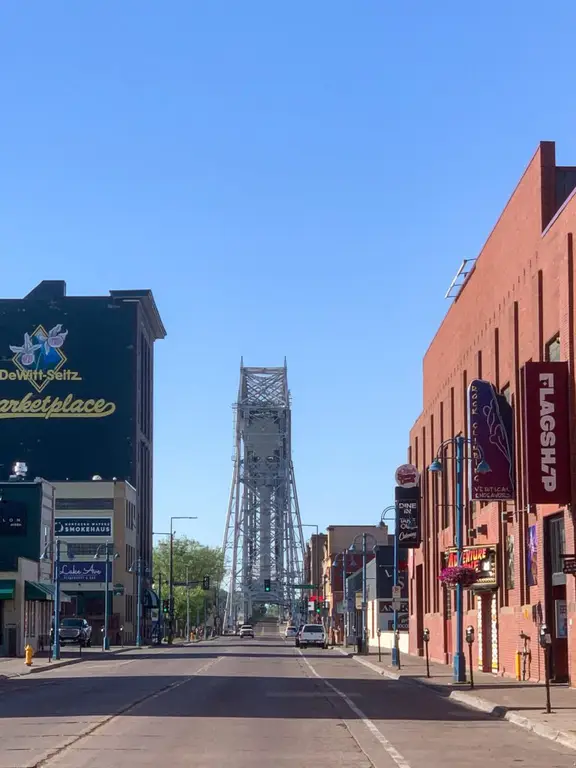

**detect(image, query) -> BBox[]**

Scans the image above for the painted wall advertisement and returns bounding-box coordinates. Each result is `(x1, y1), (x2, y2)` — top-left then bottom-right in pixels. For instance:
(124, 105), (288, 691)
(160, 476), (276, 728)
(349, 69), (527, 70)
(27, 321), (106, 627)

(0, 300), (137, 483)
(523, 362), (571, 505)
(0, 499), (27, 536)
(468, 379), (515, 501)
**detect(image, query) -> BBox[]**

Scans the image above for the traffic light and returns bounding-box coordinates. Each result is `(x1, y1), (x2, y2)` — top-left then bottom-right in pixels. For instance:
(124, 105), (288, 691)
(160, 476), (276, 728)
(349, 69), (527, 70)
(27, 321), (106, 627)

(316, 604), (321, 614)
(162, 599), (170, 614)
(202, 575), (210, 590)
(264, 579), (271, 592)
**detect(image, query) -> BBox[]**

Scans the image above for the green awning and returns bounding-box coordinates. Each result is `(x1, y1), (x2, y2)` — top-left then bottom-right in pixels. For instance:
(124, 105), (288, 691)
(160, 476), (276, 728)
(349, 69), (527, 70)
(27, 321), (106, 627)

(0, 579), (15, 600)
(25, 582), (72, 603)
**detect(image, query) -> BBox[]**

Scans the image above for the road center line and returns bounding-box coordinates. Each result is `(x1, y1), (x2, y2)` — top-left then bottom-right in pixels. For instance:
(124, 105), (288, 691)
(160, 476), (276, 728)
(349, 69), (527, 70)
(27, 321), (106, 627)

(297, 650), (412, 768)
(37, 655), (224, 767)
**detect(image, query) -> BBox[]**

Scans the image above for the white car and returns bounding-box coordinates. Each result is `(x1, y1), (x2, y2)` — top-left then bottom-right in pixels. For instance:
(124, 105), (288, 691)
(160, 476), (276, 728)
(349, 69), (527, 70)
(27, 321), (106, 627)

(239, 624), (254, 639)
(285, 625), (298, 638)
(296, 624), (327, 649)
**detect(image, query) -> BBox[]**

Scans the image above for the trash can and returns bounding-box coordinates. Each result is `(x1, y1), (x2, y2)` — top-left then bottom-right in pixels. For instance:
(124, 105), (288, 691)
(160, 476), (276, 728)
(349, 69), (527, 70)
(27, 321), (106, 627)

(356, 635), (363, 654)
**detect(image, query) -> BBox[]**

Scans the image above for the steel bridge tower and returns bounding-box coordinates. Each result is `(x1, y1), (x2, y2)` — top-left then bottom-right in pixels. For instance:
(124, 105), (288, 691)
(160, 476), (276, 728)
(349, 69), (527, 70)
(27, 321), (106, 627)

(222, 360), (305, 628)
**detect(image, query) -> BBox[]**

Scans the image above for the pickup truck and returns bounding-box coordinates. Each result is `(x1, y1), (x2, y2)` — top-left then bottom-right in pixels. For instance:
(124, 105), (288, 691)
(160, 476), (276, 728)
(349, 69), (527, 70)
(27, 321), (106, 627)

(296, 623), (327, 649)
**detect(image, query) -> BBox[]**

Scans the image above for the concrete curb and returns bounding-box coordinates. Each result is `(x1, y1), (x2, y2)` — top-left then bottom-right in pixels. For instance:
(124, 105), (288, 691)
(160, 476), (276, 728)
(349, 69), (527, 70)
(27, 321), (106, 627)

(448, 689), (576, 751)
(0, 657), (83, 679)
(344, 653), (576, 752)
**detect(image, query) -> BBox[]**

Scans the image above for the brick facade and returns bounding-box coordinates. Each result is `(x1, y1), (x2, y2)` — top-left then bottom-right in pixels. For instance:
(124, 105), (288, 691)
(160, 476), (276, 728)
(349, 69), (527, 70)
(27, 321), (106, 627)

(408, 141), (576, 685)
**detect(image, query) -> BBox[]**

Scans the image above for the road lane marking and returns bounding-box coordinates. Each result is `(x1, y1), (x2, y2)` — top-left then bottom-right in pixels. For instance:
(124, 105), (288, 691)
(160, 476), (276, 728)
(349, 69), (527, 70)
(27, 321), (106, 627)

(298, 650), (412, 768)
(37, 655), (224, 767)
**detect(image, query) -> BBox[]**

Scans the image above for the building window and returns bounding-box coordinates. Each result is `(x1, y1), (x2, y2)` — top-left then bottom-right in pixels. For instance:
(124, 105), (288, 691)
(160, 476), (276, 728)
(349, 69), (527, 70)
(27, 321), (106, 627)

(549, 516), (566, 578)
(66, 543), (105, 557)
(546, 335), (560, 362)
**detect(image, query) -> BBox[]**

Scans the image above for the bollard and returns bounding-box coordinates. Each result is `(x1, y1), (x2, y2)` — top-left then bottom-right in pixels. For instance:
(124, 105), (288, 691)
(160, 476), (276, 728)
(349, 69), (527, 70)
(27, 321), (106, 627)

(539, 624), (552, 714)
(465, 625), (475, 689)
(25, 644), (33, 667)
(394, 629), (401, 670)
(423, 628), (431, 678)
(377, 629), (381, 663)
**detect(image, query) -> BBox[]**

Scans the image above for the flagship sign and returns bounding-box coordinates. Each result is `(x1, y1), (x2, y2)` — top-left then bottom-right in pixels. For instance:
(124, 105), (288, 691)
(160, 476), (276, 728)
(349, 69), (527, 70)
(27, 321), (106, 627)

(58, 561), (112, 582)
(55, 517), (112, 537)
(395, 482), (421, 548)
(468, 379), (515, 501)
(0, 324), (116, 419)
(523, 362), (571, 505)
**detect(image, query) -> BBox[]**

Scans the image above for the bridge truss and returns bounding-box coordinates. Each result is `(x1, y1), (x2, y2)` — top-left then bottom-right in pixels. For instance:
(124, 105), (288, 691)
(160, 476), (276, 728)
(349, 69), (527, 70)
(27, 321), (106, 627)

(222, 360), (305, 627)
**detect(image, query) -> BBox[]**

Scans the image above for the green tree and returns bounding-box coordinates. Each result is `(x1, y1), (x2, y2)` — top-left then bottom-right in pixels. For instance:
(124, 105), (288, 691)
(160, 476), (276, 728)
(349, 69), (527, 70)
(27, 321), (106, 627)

(152, 536), (225, 630)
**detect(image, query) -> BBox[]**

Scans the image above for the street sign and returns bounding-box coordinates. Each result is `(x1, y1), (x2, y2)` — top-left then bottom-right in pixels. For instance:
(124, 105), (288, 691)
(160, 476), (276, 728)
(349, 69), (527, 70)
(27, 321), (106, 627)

(392, 585), (401, 599)
(392, 599), (402, 611)
(307, 601), (315, 612)
(293, 584), (315, 589)
(563, 558), (576, 575)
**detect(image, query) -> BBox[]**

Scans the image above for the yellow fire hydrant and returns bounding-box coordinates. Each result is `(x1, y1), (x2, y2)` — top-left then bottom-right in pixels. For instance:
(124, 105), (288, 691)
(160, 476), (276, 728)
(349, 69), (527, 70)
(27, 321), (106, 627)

(25, 644), (33, 667)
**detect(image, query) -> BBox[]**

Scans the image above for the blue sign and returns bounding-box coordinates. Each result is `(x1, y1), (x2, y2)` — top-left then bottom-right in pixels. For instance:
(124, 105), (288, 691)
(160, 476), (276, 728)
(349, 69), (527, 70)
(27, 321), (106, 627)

(55, 517), (112, 537)
(58, 561), (112, 582)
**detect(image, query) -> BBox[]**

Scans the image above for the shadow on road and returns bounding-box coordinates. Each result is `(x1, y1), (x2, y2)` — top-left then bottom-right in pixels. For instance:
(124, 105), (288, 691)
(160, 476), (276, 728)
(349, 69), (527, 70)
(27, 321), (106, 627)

(0, 672), (498, 723)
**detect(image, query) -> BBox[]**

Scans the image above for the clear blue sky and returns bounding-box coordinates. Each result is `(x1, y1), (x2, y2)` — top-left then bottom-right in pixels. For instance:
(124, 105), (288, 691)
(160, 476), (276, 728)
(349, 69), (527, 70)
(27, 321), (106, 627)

(2, 2), (576, 547)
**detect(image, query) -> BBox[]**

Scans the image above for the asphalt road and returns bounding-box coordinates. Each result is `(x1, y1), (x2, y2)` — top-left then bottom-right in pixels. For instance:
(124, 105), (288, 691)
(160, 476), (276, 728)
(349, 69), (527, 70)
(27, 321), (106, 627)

(0, 624), (573, 768)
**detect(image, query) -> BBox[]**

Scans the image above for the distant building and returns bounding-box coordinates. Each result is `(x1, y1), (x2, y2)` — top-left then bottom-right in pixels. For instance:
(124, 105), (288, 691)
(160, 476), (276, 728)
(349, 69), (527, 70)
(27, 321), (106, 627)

(0, 280), (166, 578)
(54, 479), (151, 646)
(0, 475), (59, 656)
(323, 525), (389, 644)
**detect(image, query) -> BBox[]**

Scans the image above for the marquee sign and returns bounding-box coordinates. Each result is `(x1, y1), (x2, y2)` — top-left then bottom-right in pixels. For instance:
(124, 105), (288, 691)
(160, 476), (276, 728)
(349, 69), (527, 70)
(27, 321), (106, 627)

(442, 545), (498, 589)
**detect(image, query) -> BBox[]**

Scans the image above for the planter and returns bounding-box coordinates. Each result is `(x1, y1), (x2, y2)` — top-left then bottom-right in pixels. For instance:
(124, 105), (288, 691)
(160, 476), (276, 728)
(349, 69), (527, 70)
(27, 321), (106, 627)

(439, 565), (478, 589)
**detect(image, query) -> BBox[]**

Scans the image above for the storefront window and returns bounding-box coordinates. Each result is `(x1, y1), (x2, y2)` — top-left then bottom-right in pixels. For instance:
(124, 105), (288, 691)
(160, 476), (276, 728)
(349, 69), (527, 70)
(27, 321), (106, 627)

(549, 516), (566, 583)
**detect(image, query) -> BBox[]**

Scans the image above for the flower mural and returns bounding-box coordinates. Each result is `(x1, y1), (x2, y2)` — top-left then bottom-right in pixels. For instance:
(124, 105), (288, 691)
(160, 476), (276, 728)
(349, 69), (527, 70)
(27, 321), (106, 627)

(9, 333), (42, 367)
(36, 324), (68, 355)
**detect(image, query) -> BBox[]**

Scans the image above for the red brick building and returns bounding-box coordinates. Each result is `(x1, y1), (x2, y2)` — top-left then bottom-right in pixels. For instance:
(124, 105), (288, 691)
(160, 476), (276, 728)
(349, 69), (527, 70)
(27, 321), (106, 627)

(408, 141), (576, 685)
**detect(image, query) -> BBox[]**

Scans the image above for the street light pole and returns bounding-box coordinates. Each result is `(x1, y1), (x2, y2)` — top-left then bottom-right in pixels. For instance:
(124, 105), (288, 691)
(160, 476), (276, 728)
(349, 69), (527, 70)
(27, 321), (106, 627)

(429, 435), (491, 684)
(168, 516), (197, 644)
(454, 435), (465, 683)
(186, 564), (190, 641)
(380, 504), (399, 666)
(136, 558), (143, 648)
(53, 539), (61, 661)
(362, 533), (367, 651)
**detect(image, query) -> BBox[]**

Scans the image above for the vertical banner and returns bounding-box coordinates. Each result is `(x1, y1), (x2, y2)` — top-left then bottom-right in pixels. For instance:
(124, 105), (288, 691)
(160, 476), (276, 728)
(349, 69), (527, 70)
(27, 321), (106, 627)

(394, 485), (421, 548)
(523, 362), (571, 505)
(526, 525), (538, 587)
(468, 379), (515, 501)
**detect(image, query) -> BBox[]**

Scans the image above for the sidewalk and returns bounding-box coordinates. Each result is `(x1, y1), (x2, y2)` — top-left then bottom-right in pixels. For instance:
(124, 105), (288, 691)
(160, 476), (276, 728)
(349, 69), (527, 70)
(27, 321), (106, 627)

(0, 645), (136, 679)
(339, 645), (576, 751)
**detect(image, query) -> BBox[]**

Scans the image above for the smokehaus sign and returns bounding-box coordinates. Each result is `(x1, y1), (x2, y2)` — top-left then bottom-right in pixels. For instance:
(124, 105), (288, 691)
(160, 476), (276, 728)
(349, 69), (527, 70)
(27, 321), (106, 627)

(523, 362), (571, 505)
(0, 324), (116, 420)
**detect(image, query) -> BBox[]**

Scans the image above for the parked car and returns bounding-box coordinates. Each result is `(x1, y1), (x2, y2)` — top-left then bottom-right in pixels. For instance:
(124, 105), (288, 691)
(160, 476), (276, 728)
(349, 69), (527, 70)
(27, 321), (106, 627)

(297, 623), (327, 649)
(52, 618), (92, 647)
(239, 624), (254, 639)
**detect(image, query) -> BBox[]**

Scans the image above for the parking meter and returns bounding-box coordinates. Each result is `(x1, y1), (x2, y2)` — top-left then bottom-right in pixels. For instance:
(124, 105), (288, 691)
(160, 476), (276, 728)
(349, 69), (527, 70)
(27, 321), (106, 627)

(539, 623), (551, 648)
(539, 624), (552, 713)
(423, 628), (431, 677)
(465, 626), (475, 688)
